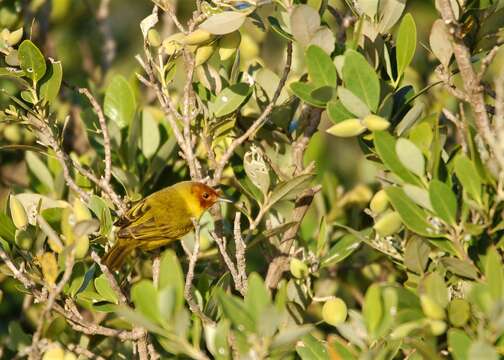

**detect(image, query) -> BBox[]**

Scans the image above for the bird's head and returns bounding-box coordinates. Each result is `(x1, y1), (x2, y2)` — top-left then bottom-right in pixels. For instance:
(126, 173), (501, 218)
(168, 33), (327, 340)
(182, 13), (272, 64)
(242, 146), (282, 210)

(175, 181), (227, 219)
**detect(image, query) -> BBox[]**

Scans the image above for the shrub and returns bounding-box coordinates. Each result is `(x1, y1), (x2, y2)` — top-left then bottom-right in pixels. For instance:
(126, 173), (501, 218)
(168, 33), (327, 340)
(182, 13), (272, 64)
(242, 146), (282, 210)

(0, 0), (504, 358)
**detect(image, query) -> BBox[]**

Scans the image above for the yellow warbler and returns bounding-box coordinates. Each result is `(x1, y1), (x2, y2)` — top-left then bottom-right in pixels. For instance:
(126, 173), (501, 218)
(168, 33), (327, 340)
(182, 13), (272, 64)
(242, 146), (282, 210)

(103, 181), (223, 270)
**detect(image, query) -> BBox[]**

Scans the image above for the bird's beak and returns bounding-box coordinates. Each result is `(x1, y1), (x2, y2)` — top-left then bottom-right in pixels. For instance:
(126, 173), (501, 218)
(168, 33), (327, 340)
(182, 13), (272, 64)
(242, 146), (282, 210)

(218, 197), (233, 204)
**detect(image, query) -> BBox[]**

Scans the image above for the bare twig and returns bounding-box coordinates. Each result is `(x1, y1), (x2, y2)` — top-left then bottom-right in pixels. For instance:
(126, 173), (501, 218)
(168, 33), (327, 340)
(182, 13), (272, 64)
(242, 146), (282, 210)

(443, 107), (467, 153)
(35, 120), (91, 203)
(438, 0), (504, 171)
(30, 249), (76, 360)
(184, 219), (215, 324)
(265, 185), (322, 289)
(477, 46), (500, 82)
(77, 87), (112, 184)
(91, 251), (128, 305)
(0, 248), (35, 289)
(96, 0), (116, 72)
(181, 50), (202, 180)
(152, 253), (161, 288)
(211, 42), (293, 185)
(234, 212), (247, 293)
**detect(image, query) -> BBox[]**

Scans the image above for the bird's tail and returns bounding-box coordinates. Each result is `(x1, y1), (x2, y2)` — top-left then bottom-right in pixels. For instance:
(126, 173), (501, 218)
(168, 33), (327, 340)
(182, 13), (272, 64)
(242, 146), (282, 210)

(102, 240), (135, 271)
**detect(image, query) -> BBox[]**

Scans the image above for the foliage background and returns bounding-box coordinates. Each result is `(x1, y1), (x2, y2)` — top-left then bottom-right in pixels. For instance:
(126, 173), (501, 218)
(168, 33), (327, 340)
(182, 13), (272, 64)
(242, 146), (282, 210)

(1, 0), (504, 359)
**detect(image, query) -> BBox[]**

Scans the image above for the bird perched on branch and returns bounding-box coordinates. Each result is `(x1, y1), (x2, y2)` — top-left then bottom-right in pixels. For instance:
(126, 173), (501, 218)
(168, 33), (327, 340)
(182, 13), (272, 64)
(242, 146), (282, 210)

(103, 181), (224, 270)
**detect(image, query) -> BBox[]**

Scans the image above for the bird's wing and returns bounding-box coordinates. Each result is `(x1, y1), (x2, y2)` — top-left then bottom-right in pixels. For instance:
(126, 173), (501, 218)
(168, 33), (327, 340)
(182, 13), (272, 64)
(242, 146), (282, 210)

(116, 188), (193, 242)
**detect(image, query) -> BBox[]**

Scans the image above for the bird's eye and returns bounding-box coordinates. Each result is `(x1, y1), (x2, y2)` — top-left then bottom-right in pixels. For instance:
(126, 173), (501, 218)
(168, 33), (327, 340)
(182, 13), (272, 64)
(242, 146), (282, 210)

(202, 192), (209, 199)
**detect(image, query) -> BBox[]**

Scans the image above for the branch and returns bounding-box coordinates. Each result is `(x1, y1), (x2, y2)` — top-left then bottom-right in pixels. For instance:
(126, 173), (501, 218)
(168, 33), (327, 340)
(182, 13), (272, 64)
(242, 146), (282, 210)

(233, 212), (247, 293)
(265, 185), (322, 289)
(0, 247), (36, 289)
(30, 249), (76, 360)
(183, 219), (215, 324)
(437, 0), (504, 171)
(211, 213), (248, 296)
(91, 251), (128, 305)
(77, 87), (112, 184)
(96, 0), (116, 72)
(211, 42), (293, 185)
(181, 50), (202, 180)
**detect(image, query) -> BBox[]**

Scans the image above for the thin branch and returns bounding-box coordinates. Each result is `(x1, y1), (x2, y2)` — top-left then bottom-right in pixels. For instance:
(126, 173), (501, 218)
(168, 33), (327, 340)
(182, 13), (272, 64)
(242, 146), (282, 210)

(91, 251), (128, 305)
(96, 0), (116, 72)
(265, 185), (322, 289)
(234, 212), (247, 293)
(477, 46), (500, 82)
(181, 50), (202, 180)
(211, 42), (293, 186)
(184, 219), (215, 324)
(0, 248), (36, 289)
(35, 120), (91, 203)
(443, 107), (467, 153)
(438, 0), (504, 171)
(30, 249), (76, 360)
(77, 87), (112, 184)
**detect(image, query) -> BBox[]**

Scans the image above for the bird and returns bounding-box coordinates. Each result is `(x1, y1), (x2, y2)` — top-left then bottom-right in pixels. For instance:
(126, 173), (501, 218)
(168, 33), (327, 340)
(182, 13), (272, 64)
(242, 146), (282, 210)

(102, 181), (225, 270)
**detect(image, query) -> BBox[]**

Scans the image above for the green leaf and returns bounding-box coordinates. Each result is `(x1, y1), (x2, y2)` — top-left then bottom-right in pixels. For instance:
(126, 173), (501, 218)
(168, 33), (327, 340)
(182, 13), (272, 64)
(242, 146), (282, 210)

(38, 59), (62, 105)
(217, 290), (255, 332)
(268, 16), (294, 41)
(290, 82), (326, 108)
(429, 180), (457, 225)
(403, 184), (433, 211)
(306, 45), (337, 88)
(468, 341), (498, 360)
(267, 173), (313, 207)
(485, 247), (504, 301)
(396, 13), (417, 78)
(374, 131), (422, 186)
(158, 250), (185, 311)
(104, 75), (137, 129)
(244, 273), (271, 322)
(321, 234), (361, 267)
(448, 298), (470, 327)
(199, 11), (246, 35)
(327, 100), (354, 123)
(26, 151), (54, 191)
(88, 196), (112, 235)
(0, 212), (16, 243)
(359, 0), (379, 17)
(213, 83), (251, 117)
(404, 236), (430, 274)
(423, 272), (449, 308)
(378, 0), (406, 33)
(454, 155), (482, 204)
(441, 258), (479, 280)
(131, 280), (161, 324)
(213, 320), (231, 359)
(94, 274), (119, 304)
(296, 334), (330, 360)
(141, 108), (160, 159)
(430, 19), (453, 68)
(311, 86), (334, 104)
(396, 102), (425, 136)
(396, 138), (425, 177)
(385, 187), (441, 237)
(363, 284), (383, 338)
(18, 40), (46, 81)
(336, 87), (370, 118)
(342, 49), (380, 112)
(448, 329), (471, 360)
(290, 4), (320, 47)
